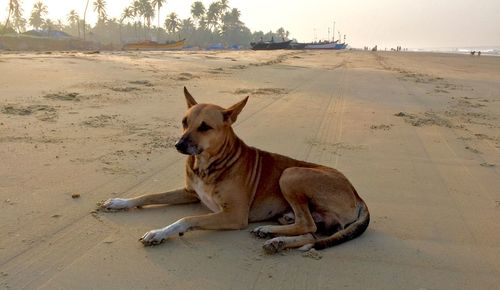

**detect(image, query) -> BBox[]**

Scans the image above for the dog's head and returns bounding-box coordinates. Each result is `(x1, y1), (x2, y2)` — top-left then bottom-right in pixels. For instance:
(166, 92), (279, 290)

(174, 87), (248, 156)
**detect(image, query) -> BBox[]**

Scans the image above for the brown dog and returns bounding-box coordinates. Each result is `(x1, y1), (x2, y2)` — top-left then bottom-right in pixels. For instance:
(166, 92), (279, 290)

(100, 87), (370, 253)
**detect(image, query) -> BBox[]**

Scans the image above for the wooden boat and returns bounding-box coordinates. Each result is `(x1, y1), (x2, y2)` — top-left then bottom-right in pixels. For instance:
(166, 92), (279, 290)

(250, 40), (292, 50)
(294, 21), (348, 50)
(304, 41), (347, 50)
(123, 39), (185, 51)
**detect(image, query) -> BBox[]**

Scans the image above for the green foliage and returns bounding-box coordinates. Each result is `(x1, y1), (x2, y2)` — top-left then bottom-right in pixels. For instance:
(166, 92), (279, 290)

(93, 0), (107, 24)
(29, 1), (47, 30)
(2, 0), (291, 48)
(164, 12), (179, 34)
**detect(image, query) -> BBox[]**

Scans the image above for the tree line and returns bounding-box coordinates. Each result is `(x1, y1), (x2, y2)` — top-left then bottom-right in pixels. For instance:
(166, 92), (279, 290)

(1, 0), (292, 48)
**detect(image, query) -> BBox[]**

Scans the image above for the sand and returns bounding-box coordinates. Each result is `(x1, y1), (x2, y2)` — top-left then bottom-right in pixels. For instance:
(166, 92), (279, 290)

(0, 50), (499, 289)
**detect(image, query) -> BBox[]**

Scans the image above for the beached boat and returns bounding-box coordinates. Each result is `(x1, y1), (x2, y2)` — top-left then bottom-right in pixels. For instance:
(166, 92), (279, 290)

(250, 40), (292, 50)
(290, 21), (348, 50)
(123, 39), (185, 51)
(303, 40), (347, 50)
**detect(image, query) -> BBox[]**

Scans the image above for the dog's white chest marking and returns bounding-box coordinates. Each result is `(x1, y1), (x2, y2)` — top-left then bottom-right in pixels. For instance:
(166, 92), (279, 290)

(192, 176), (220, 212)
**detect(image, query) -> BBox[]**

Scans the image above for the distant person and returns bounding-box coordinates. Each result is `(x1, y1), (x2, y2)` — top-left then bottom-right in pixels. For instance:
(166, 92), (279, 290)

(271, 36), (274, 43)
(478, 51), (481, 56)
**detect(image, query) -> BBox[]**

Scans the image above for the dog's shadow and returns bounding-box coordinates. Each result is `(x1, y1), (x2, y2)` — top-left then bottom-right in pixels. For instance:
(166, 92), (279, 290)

(99, 206), (435, 269)
(134, 227), (448, 290)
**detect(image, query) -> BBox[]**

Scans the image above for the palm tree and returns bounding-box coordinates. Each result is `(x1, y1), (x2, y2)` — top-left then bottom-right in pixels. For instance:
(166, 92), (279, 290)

(120, 6), (134, 43)
(164, 12), (179, 35)
(121, 6), (134, 24)
(198, 16), (208, 30)
(132, 0), (154, 40)
(132, 1), (142, 23)
(120, 7), (134, 25)
(141, 0), (155, 40)
(12, 12), (26, 33)
(2, 0), (22, 34)
(54, 19), (64, 31)
(190, 1), (205, 28)
(93, 0), (107, 25)
(179, 17), (195, 38)
(221, 7), (244, 43)
(11, 1), (25, 33)
(180, 18), (194, 30)
(151, 0), (166, 41)
(13, 18), (27, 33)
(206, 2), (221, 32)
(127, 3), (139, 41)
(83, 0), (89, 40)
(67, 10), (80, 38)
(222, 8), (242, 29)
(29, 1), (47, 31)
(130, 1), (140, 40)
(218, 0), (230, 14)
(42, 18), (53, 31)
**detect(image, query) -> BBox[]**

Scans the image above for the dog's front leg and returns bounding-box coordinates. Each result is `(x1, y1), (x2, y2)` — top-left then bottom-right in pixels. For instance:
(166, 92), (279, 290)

(140, 211), (248, 246)
(99, 188), (199, 210)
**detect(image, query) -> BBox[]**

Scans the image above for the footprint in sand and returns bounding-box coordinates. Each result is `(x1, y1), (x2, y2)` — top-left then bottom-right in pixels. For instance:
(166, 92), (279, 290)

(233, 88), (289, 95)
(43, 91), (80, 101)
(370, 124), (393, 130)
(81, 114), (119, 128)
(171, 72), (199, 81)
(129, 80), (154, 87)
(1, 104), (58, 122)
(394, 111), (453, 128)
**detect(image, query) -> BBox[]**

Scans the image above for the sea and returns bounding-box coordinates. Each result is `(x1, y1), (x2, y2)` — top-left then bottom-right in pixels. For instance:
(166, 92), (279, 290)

(409, 46), (500, 56)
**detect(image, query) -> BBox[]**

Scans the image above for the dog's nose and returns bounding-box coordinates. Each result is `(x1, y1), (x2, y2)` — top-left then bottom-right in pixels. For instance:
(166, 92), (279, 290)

(175, 138), (188, 152)
(174, 140), (184, 150)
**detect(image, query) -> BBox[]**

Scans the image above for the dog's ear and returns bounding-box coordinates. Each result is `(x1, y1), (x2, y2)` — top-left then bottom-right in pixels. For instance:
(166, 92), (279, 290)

(223, 96), (249, 124)
(183, 87), (197, 108)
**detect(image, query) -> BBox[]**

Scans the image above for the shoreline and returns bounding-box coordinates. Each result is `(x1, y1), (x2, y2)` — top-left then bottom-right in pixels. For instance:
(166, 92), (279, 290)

(1, 50), (499, 289)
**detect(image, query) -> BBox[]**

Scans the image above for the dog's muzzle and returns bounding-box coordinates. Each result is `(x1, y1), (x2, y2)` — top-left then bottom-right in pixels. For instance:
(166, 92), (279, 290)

(174, 137), (200, 155)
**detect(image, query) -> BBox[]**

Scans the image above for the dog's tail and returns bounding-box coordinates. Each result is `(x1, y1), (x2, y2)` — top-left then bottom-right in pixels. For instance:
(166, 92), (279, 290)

(313, 201), (370, 250)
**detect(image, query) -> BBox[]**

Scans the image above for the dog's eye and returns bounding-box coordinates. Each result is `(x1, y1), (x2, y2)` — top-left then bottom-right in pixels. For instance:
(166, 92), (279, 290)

(197, 122), (212, 132)
(182, 117), (188, 129)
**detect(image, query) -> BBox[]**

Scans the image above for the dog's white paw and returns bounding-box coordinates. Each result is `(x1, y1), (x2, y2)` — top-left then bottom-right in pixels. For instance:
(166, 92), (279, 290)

(251, 225), (276, 239)
(139, 220), (189, 246)
(139, 228), (168, 246)
(263, 237), (286, 254)
(99, 198), (132, 211)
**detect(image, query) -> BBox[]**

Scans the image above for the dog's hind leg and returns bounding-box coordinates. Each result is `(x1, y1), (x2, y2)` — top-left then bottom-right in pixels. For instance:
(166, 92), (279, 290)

(99, 188), (199, 210)
(262, 234), (316, 254)
(253, 167), (318, 237)
(253, 166), (358, 239)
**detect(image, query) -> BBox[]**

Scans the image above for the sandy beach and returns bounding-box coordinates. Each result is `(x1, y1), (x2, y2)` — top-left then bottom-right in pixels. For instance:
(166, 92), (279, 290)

(0, 50), (499, 289)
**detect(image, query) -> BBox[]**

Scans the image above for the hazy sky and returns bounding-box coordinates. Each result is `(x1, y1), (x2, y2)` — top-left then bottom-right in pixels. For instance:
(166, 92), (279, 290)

(1, 0), (499, 48)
